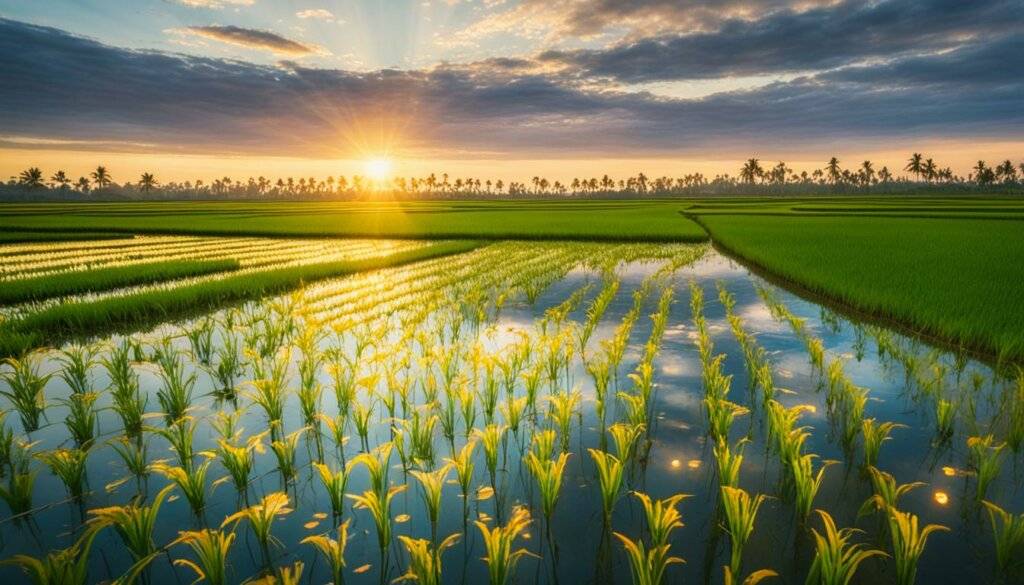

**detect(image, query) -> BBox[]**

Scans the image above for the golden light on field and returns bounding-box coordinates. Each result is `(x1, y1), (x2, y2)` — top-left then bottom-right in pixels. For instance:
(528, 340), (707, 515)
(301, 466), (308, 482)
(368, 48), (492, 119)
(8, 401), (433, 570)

(364, 157), (393, 181)
(933, 491), (949, 506)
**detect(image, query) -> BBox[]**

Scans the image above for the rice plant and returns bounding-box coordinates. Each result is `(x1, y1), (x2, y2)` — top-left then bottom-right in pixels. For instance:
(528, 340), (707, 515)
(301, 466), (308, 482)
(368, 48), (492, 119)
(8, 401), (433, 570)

(171, 526), (236, 585)
(37, 447), (89, 499)
(790, 454), (835, 521)
(613, 531), (685, 585)
(395, 533), (461, 585)
(62, 391), (98, 447)
(88, 483), (174, 560)
(546, 390), (580, 452)
(720, 486), (766, 576)
(0, 470), (36, 515)
(301, 520), (350, 585)
(154, 345), (196, 422)
(589, 448), (624, 523)
(411, 464), (451, 542)
(57, 345), (95, 395)
(445, 440), (476, 514)
(109, 436), (151, 488)
(152, 416), (198, 471)
(476, 505), (535, 585)
(714, 437), (747, 489)
(608, 422), (645, 463)
(0, 354), (52, 432)
(858, 466), (925, 519)
(861, 419), (903, 469)
(633, 491), (688, 547)
(313, 461), (352, 519)
(935, 399), (955, 441)
(224, 491), (293, 563)
(348, 485), (407, 567)
(968, 435), (1006, 501)
(247, 377), (288, 434)
(475, 423), (507, 492)
(352, 442), (393, 496)
(104, 347), (146, 438)
(981, 500), (1024, 574)
(153, 459), (212, 516)
(270, 428), (304, 482)
(352, 399), (376, 451)
(805, 510), (885, 585)
(525, 451), (570, 525)
(0, 523), (103, 585)
(216, 433), (263, 494)
(886, 507), (947, 585)
(723, 566), (779, 585)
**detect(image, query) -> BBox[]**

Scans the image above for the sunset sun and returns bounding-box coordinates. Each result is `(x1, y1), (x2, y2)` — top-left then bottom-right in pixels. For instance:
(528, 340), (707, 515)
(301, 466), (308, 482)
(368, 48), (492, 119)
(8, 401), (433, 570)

(364, 157), (393, 181)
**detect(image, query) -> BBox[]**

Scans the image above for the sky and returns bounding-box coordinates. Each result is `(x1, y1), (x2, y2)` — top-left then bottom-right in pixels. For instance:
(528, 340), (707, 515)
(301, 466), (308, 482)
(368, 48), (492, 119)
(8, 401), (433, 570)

(1, 0), (1022, 183)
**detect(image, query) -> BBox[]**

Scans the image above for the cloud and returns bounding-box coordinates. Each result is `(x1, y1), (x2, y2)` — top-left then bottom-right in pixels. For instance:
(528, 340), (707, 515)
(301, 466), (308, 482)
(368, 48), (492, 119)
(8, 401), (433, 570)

(177, 0), (255, 8)
(296, 9), (335, 21)
(0, 17), (1021, 159)
(180, 25), (318, 55)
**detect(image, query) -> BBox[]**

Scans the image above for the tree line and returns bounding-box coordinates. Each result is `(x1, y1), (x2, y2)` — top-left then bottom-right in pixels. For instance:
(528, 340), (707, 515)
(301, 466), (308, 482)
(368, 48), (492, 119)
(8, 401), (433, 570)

(5, 154), (1024, 200)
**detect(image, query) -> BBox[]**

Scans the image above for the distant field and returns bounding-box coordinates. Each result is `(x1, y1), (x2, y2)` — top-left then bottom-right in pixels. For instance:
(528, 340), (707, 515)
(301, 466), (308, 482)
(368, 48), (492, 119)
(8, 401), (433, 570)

(0, 200), (708, 242)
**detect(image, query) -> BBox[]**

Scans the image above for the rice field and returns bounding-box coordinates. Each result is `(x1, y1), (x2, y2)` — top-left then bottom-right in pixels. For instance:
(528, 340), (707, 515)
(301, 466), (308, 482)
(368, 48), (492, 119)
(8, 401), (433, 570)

(0, 238), (1022, 585)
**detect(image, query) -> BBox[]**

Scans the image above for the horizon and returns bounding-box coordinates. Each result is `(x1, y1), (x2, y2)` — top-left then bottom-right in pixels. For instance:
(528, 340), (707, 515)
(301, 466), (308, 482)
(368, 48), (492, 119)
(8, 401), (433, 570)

(2, 1), (1023, 183)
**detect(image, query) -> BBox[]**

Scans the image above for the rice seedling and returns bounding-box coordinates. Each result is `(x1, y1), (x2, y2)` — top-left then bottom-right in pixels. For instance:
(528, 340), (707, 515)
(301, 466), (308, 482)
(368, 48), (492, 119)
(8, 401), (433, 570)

(154, 344), (196, 422)
(352, 442), (393, 496)
(858, 466), (925, 519)
(586, 354), (613, 423)
(886, 507), (948, 585)
(152, 416), (198, 471)
(458, 385), (478, 439)
(247, 378), (288, 435)
(395, 533), (461, 585)
(618, 392), (649, 428)
(270, 428), (305, 482)
(705, 397), (749, 444)
(613, 531), (685, 585)
(790, 454), (835, 521)
(216, 433), (264, 494)
(186, 318), (216, 365)
(982, 501), (1024, 574)
(0, 470), (37, 515)
(103, 343), (146, 437)
(0, 353), (52, 431)
(589, 448), (624, 522)
(476, 505), (535, 585)
(37, 447), (89, 499)
(935, 399), (955, 441)
(720, 486), (767, 576)
(109, 436), (151, 488)
(210, 330), (243, 396)
(411, 464), (451, 542)
(633, 491), (688, 547)
(61, 391), (98, 447)
(407, 407), (439, 465)
(352, 399), (376, 451)
(714, 437), (748, 489)
(526, 451), (570, 526)
(313, 461), (353, 519)
(297, 381), (323, 429)
(500, 395), (528, 436)
(153, 459), (212, 516)
(968, 435), (1006, 501)
(224, 491), (293, 563)
(445, 440), (476, 514)
(805, 510), (885, 585)
(88, 483), (174, 560)
(608, 422), (645, 463)
(348, 485), (407, 567)
(171, 526), (236, 585)
(546, 391), (581, 452)
(723, 567), (778, 585)
(861, 419), (903, 469)
(475, 424), (507, 491)
(840, 386), (868, 449)
(56, 345), (94, 395)
(0, 523), (103, 585)
(302, 520), (350, 585)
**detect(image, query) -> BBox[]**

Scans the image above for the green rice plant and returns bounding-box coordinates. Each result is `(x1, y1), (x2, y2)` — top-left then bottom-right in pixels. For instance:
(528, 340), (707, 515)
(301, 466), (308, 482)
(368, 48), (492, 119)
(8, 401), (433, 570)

(247, 378), (288, 434)
(935, 399), (955, 441)
(348, 485), (407, 562)
(500, 396), (528, 436)
(152, 416), (198, 471)
(352, 442), (393, 496)
(318, 413), (349, 454)
(886, 507), (947, 585)
(840, 386), (868, 449)
(153, 459), (212, 516)
(608, 422), (645, 463)
(633, 491), (688, 548)
(613, 531), (684, 585)
(714, 437), (747, 489)
(225, 491), (292, 563)
(521, 365), (543, 414)
(88, 483), (174, 560)
(618, 392), (648, 428)
(0, 470), (37, 515)
(755, 363), (776, 406)
(861, 419), (903, 469)
(57, 345), (94, 395)
(313, 461), (353, 519)
(186, 318), (216, 365)
(210, 330), (242, 396)
(475, 505), (535, 585)
(1, 354), (52, 431)
(154, 346), (196, 422)
(301, 520), (350, 585)
(805, 510), (884, 585)
(589, 448), (624, 523)
(546, 391), (580, 452)
(296, 382), (323, 429)
(216, 434), (263, 494)
(170, 525), (236, 585)
(982, 500), (1024, 574)
(720, 486), (766, 576)
(62, 391), (99, 447)
(723, 566), (778, 585)
(37, 447), (89, 499)
(0, 522), (103, 585)
(411, 465), (451, 542)
(525, 451), (570, 524)
(103, 345), (146, 438)
(586, 354), (612, 423)
(858, 466), (923, 521)
(352, 399), (376, 451)
(705, 397), (749, 444)
(396, 534), (461, 585)
(474, 424), (507, 490)
(968, 435), (1006, 501)
(109, 436), (151, 487)
(270, 428), (304, 482)
(407, 407), (439, 465)
(0, 411), (14, 473)
(628, 361), (654, 412)
(790, 454), (835, 521)
(458, 385), (477, 439)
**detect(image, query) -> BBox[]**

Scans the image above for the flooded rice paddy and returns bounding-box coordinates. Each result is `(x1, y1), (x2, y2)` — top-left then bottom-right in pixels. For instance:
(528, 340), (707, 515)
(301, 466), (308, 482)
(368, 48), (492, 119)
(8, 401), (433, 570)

(0, 240), (1020, 585)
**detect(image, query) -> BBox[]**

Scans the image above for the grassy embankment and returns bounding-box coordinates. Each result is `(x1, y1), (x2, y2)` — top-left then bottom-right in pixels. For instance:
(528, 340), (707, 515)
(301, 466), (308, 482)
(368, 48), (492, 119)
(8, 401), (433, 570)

(0, 258), (241, 305)
(688, 203), (1024, 364)
(0, 200), (708, 242)
(0, 240), (479, 356)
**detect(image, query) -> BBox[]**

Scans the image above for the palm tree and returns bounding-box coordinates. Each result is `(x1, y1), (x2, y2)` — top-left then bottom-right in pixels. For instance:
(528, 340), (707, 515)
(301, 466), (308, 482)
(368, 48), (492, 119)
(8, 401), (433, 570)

(18, 167), (45, 189)
(50, 170), (71, 189)
(139, 172), (157, 193)
(826, 157), (842, 184)
(860, 161), (875, 185)
(739, 159), (763, 184)
(995, 160), (1017, 183)
(75, 177), (91, 193)
(878, 166), (892, 183)
(90, 166), (112, 189)
(905, 153), (923, 181)
(922, 158), (937, 183)
(973, 160), (995, 185)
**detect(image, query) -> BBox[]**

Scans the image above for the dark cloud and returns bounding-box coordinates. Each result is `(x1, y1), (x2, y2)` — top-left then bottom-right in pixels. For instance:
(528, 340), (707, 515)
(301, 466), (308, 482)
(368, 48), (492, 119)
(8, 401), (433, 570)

(0, 18), (1021, 158)
(541, 0), (1024, 82)
(182, 25), (318, 55)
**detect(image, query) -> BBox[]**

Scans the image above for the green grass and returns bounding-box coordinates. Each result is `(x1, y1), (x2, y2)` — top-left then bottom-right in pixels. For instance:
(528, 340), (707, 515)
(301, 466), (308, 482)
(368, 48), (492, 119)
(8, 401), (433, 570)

(0, 240), (479, 356)
(0, 231), (134, 243)
(691, 213), (1024, 363)
(0, 259), (241, 305)
(0, 200), (707, 242)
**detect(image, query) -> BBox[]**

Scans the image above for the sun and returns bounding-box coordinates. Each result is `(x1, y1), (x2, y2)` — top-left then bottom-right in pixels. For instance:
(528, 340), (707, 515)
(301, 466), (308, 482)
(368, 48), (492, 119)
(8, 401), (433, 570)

(364, 157), (393, 181)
